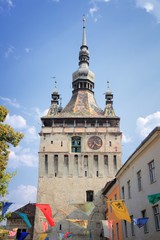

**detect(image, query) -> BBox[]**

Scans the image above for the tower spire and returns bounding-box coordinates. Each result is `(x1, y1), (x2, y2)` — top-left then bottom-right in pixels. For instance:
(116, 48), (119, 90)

(82, 15), (87, 46)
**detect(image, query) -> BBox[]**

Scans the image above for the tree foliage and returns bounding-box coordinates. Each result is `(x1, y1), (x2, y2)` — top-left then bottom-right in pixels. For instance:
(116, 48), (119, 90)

(0, 106), (24, 221)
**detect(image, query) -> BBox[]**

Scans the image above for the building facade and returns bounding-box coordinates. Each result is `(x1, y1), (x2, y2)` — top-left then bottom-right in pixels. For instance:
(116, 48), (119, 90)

(6, 203), (35, 240)
(34, 18), (122, 240)
(103, 179), (123, 240)
(113, 127), (160, 240)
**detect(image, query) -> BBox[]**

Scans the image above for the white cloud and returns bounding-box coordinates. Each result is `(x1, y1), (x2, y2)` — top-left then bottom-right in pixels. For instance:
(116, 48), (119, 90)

(5, 113), (27, 129)
(0, 96), (20, 108)
(89, 0), (110, 21)
(5, 45), (15, 58)
(89, 6), (98, 17)
(136, 111), (160, 138)
(9, 147), (38, 167)
(8, 185), (37, 211)
(122, 133), (132, 143)
(34, 107), (49, 120)
(6, 0), (14, 8)
(24, 125), (39, 142)
(136, 0), (160, 23)
(24, 47), (32, 53)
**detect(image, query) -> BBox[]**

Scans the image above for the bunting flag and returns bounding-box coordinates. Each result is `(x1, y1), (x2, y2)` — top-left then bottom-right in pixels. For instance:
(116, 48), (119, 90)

(148, 193), (160, 204)
(74, 202), (95, 216)
(18, 212), (32, 228)
(18, 232), (29, 240)
(64, 231), (72, 238)
(133, 218), (149, 228)
(67, 219), (88, 229)
(1, 202), (13, 218)
(35, 204), (55, 227)
(42, 221), (48, 232)
(59, 233), (64, 240)
(102, 220), (113, 239)
(111, 200), (131, 223)
(38, 233), (48, 240)
(8, 230), (17, 236)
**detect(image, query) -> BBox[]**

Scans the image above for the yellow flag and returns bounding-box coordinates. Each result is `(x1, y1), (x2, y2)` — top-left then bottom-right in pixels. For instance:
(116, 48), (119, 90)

(67, 219), (88, 228)
(111, 200), (131, 223)
(38, 233), (48, 240)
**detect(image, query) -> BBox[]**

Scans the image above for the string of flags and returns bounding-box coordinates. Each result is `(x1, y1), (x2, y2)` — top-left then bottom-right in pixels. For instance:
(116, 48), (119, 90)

(0, 193), (160, 239)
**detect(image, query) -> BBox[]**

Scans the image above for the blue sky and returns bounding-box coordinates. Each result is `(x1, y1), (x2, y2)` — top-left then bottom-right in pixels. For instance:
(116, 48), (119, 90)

(0, 0), (160, 212)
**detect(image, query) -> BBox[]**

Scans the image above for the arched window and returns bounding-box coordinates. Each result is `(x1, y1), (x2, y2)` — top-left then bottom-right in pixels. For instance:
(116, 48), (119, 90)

(71, 136), (81, 152)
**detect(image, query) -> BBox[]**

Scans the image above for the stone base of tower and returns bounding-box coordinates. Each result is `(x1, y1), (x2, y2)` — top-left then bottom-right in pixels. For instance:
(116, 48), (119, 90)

(33, 176), (113, 239)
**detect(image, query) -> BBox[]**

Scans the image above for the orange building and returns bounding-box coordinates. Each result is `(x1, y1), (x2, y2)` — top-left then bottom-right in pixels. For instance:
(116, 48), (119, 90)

(103, 178), (123, 240)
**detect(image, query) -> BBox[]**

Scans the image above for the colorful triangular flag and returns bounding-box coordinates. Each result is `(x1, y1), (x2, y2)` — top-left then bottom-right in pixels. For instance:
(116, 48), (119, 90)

(1, 202), (13, 218)
(18, 232), (29, 240)
(67, 219), (88, 228)
(38, 233), (48, 240)
(111, 200), (131, 223)
(74, 202), (95, 216)
(148, 193), (160, 204)
(133, 217), (149, 228)
(17, 212), (32, 228)
(64, 231), (72, 238)
(35, 204), (55, 227)
(59, 233), (64, 240)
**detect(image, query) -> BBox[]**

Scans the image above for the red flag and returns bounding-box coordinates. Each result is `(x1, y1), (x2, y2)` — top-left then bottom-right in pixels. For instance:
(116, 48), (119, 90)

(35, 204), (55, 227)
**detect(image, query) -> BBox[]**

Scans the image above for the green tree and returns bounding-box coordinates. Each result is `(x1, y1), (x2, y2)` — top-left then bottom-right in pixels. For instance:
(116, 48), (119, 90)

(0, 105), (24, 224)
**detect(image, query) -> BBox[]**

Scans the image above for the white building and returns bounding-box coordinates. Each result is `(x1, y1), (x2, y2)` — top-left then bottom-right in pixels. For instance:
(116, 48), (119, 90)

(116, 126), (160, 240)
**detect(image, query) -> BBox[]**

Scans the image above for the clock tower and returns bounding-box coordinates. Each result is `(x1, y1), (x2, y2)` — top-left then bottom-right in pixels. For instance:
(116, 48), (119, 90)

(34, 17), (122, 239)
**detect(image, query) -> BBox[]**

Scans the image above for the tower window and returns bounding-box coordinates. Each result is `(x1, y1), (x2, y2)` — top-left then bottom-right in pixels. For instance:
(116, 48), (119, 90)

(85, 171), (87, 177)
(113, 155), (117, 170)
(71, 136), (81, 152)
(109, 141), (112, 146)
(104, 155), (108, 165)
(86, 190), (94, 202)
(51, 141), (53, 144)
(45, 154), (48, 175)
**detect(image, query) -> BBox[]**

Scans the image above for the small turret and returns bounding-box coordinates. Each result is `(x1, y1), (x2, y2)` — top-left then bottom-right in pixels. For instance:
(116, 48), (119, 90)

(48, 80), (62, 116)
(104, 81), (116, 117)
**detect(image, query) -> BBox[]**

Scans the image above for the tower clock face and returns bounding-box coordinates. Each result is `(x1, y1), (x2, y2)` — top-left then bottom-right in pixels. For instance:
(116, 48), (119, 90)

(88, 136), (103, 150)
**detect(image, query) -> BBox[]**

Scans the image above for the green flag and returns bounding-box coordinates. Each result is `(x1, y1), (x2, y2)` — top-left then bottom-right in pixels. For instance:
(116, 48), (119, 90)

(148, 193), (160, 204)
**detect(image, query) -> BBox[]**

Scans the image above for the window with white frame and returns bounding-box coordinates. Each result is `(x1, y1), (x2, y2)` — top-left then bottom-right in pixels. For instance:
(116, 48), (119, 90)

(153, 205), (160, 231)
(137, 170), (142, 191)
(148, 160), (156, 183)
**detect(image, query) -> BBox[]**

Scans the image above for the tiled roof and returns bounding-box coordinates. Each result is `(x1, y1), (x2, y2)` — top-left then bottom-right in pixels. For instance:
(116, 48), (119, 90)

(8, 203), (36, 219)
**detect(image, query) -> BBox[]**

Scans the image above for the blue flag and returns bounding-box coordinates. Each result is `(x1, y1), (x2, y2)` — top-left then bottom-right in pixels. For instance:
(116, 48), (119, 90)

(18, 232), (29, 240)
(133, 218), (149, 228)
(1, 202), (13, 218)
(18, 212), (32, 228)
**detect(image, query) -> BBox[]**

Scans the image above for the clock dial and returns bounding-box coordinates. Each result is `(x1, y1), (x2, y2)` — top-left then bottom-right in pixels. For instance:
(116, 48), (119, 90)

(88, 136), (103, 150)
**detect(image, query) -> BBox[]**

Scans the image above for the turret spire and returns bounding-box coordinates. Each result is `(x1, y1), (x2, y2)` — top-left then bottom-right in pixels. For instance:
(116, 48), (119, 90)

(82, 15), (87, 46)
